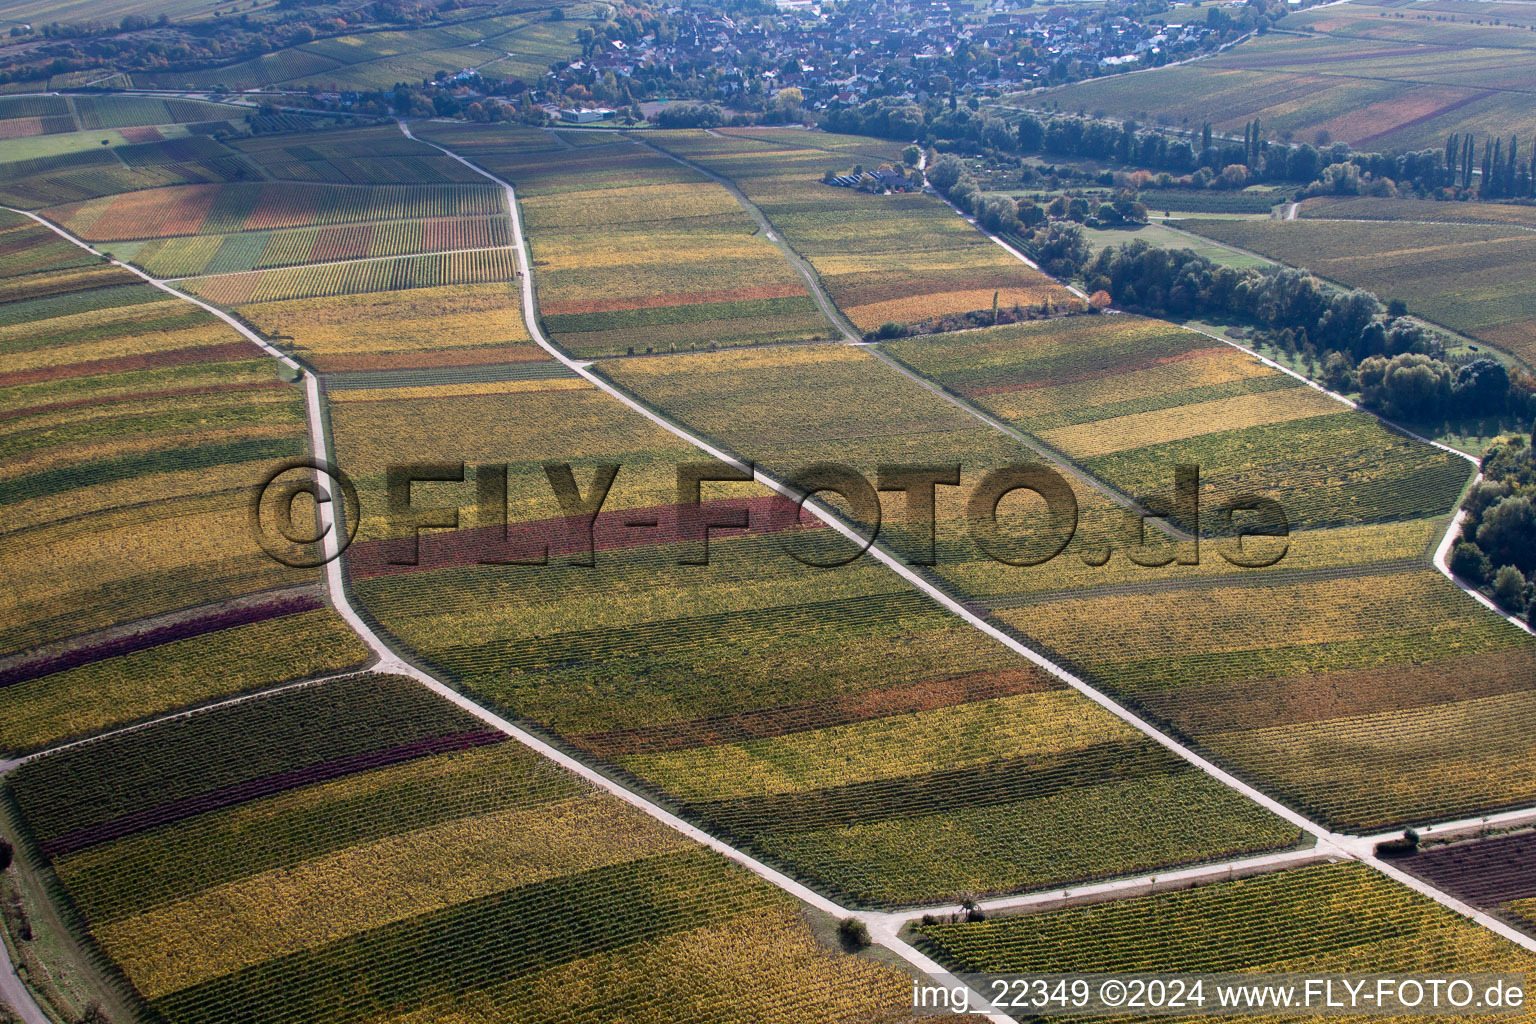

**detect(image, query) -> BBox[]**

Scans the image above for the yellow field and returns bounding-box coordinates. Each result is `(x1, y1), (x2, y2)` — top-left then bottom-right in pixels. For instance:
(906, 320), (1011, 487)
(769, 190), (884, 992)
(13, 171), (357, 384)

(1038, 387), (1342, 458)
(234, 283), (538, 370)
(621, 690), (1137, 800)
(97, 795), (691, 998)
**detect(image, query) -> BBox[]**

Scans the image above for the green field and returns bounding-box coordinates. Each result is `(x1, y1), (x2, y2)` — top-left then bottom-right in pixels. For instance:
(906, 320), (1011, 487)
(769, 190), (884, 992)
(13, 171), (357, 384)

(1082, 221), (1274, 268)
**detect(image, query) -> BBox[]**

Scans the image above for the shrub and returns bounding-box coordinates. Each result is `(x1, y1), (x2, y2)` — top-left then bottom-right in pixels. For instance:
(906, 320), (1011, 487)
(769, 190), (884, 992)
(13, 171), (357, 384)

(838, 916), (871, 951)
(1376, 828), (1419, 858)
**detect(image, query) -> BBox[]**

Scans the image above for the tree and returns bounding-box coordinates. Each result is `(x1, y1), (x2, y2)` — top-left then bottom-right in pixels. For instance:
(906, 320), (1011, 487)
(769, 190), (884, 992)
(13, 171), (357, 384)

(1450, 541), (1492, 584)
(1452, 358), (1511, 418)
(925, 154), (966, 192)
(1477, 496), (1536, 572)
(901, 145), (921, 167)
(0, 836), (11, 872)
(775, 86), (803, 111)
(1016, 112), (1045, 153)
(1493, 565), (1528, 612)
(1358, 353), (1450, 421)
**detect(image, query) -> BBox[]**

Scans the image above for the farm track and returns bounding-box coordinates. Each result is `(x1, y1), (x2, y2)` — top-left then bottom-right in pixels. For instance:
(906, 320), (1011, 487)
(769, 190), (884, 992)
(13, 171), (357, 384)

(632, 136), (863, 343)
(5, 112), (1536, 1015)
(0, 926), (48, 1024)
(638, 135), (1192, 542)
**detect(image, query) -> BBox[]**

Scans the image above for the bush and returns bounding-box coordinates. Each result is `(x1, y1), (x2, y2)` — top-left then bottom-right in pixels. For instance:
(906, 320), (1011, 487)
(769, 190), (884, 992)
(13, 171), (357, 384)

(1376, 827), (1419, 858)
(876, 321), (908, 340)
(838, 916), (871, 951)
(1449, 541), (1492, 585)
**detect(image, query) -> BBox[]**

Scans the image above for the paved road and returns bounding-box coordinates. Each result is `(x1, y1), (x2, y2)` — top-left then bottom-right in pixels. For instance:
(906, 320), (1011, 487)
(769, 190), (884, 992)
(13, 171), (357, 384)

(0, 931), (49, 1024)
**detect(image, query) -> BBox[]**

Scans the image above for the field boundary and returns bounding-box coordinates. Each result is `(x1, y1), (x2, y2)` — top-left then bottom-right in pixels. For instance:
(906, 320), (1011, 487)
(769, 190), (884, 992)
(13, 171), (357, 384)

(164, 243), (516, 283)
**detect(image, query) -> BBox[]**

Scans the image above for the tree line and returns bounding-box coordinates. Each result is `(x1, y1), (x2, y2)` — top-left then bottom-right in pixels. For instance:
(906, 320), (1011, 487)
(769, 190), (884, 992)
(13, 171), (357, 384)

(1451, 436), (1536, 623)
(977, 216), (1536, 430)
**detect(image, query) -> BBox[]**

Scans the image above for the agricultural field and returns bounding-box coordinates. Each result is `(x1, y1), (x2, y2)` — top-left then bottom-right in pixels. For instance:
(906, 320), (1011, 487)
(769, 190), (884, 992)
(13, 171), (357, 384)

(132, 2), (599, 92)
(1080, 221), (1273, 268)
(916, 861), (1536, 978)
(874, 316), (1536, 832)
(1399, 831), (1536, 937)
(100, 215), (510, 278)
(6, 88), (1536, 1022)
(1015, 0), (1536, 152)
(328, 374), (1298, 907)
(1182, 217), (1536, 364)
(0, 131), (261, 209)
(883, 316), (1470, 531)
(1298, 195), (1536, 228)
(46, 182), (504, 240)
(4, 673), (924, 1023)
(0, 95), (239, 142)
(228, 126), (487, 186)
(234, 282), (543, 372)
(411, 122), (835, 356)
(649, 128), (1075, 333)
(0, 211), (323, 658)
(0, 211), (374, 752)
